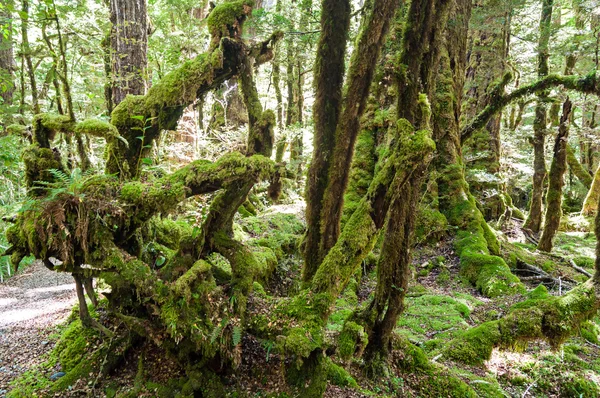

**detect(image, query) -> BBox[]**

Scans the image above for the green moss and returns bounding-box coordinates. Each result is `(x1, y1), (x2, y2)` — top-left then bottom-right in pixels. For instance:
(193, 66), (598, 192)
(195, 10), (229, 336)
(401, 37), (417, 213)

(325, 359), (358, 388)
(391, 336), (478, 396)
(32, 113), (73, 147)
(6, 123), (28, 136)
(562, 376), (600, 397)
(341, 129), (377, 226)
(527, 284), (549, 300)
(443, 321), (502, 365)
(397, 294), (476, 344)
(75, 119), (128, 147)
(338, 321), (367, 360)
(207, 0), (254, 43)
(457, 233), (524, 298)
(580, 321), (600, 344)
(55, 320), (95, 372)
(22, 145), (65, 194)
(415, 206), (448, 244)
(445, 280), (600, 365)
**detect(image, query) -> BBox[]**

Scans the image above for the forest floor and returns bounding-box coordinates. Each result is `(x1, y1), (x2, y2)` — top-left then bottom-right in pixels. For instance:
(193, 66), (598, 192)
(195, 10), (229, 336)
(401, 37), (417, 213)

(0, 261), (76, 397)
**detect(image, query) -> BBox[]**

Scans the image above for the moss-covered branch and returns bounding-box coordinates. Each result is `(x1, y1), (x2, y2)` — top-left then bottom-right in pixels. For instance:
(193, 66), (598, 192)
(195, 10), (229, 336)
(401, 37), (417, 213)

(103, 2), (281, 178)
(121, 152), (274, 224)
(461, 72), (599, 142)
(443, 282), (600, 365)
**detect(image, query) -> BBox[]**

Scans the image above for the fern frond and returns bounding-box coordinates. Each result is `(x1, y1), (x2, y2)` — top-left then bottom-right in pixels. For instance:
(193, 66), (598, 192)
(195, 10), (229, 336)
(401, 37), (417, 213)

(232, 326), (242, 346)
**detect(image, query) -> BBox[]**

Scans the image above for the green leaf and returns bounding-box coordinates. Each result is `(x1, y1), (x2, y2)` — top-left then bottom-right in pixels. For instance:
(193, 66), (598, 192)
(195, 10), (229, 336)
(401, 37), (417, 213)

(155, 256), (166, 266)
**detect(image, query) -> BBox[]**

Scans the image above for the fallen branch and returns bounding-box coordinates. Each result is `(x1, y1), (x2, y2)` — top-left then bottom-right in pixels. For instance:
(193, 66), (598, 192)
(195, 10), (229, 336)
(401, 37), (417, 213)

(570, 259), (593, 278)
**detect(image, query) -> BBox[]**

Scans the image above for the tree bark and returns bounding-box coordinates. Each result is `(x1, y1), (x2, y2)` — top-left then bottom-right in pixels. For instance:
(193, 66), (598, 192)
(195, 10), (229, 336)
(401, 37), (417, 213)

(110, 0), (148, 106)
(462, 0), (513, 222)
(20, 0), (40, 114)
(362, 0), (451, 361)
(0, 0), (15, 119)
(538, 99), (572, 252)
(302, 0), (351, 281)
(524, 0), (553, 234)
(303, 0), (398, 282)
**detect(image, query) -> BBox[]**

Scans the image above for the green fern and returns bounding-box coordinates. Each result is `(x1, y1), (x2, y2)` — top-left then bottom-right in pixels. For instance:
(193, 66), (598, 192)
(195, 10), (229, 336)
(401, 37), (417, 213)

(232, 325), (242, 346)
(36, 167), (98, 200)
(210, 317), (229, 344)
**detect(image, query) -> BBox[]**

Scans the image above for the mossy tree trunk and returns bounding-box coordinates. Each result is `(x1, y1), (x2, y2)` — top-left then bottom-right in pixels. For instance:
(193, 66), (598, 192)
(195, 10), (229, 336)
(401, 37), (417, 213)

(315, 0), (400, 269)
(303, 0), (399, 283)
(538, 99), (572, 252)
(0, 0), (15, 125)
(462, 0), (513, 223)
(20, 0), (40, 114)
(272, 0), (284, 131)
(109, 0), (148, 106)
(524, 0), (553, 234)
(302, 0), (351, 281)
(361, 0), (451, 362)
(582, 163), (600, 216)
(433, 0), (524, 298)
(567, 144), (593, 189)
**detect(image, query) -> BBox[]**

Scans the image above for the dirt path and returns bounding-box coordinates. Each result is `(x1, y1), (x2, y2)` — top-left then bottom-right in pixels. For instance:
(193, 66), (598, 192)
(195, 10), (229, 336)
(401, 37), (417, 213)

(0, 261), (76, 396)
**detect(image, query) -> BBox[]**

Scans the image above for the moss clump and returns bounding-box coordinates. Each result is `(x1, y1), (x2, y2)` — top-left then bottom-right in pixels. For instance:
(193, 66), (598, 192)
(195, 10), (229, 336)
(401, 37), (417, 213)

(6, 123), (28, 136)
(207, 0), (254, 44)
(21, 145), (65, 194)
(391, 336), (477, 397)
(32, 113), (73, 147)
(325, 359), (358, 388)
(414, 205), (448, 244)
(54, 319), (95, 372)
(580, 321), (600, 344)
(443, 320), (501, 365)
(454, 229), (524, 297)
(74, 118), (128, 147)
(338, 321), (368, 360)
(397, 294), (476, 344)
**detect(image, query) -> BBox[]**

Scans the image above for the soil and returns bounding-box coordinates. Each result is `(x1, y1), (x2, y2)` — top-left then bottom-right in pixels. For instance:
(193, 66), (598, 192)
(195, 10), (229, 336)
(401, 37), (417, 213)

(0, 261), (76, 397)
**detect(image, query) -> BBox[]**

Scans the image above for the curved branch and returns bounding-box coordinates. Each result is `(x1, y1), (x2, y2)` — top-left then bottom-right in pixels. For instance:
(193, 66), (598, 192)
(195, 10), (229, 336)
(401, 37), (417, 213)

(461, 72), (599, 142)
(119, 152), (274, 223)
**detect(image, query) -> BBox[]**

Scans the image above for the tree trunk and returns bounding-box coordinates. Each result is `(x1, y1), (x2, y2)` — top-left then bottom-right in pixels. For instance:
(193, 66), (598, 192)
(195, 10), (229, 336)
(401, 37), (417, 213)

(0, 0), (15, 123)
(303, 0), (398, 282)
(433, 0), (523, 298)
(285, 39), (296, 127)
(538, 99), (572, 252)
(462, 0), (513, 222)
(524, 0), (553, 234)
(567, 144), (593, 189)
(582, 164), (600, 216)
(110, 0), (148, 106)
(20, 0), (40, 114)
(362, 0), (451, 362)
(302, 0), (351, 281)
